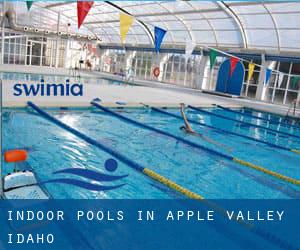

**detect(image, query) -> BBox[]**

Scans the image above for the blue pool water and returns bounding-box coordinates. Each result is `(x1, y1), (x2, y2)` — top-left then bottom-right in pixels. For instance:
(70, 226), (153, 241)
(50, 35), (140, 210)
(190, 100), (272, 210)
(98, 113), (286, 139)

(2, 106), (300, 199)
(0, 71), (129, 85)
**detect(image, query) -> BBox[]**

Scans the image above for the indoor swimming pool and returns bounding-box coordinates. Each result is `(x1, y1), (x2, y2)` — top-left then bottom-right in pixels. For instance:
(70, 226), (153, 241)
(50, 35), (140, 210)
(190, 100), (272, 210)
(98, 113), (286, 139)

(2, 106), (300, 199)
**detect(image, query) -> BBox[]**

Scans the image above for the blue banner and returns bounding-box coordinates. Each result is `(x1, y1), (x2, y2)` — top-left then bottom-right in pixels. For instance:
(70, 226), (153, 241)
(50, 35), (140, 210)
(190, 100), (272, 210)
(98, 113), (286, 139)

(154, 27), (167, 53)
(265, 68), (272, 86)
(0, 199), (299, 250)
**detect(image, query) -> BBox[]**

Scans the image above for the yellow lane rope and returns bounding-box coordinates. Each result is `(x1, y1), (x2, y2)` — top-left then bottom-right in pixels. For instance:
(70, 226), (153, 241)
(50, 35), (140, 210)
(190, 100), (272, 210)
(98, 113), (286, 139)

(143, 168), (254, 230)
(233, 158), (300, 186)
(291, 149), (300, 155)
(143, 168), (204, 200)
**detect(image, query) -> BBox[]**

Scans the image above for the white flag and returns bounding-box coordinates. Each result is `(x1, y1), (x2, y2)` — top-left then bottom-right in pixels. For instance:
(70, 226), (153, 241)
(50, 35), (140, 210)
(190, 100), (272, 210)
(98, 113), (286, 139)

(185, 38), (196, 62)
(277, 73), (284, 88)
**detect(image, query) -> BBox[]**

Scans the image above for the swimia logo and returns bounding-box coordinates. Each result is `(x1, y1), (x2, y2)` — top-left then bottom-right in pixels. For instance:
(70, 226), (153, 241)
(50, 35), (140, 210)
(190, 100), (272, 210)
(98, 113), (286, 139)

(13, 79), (83, 97)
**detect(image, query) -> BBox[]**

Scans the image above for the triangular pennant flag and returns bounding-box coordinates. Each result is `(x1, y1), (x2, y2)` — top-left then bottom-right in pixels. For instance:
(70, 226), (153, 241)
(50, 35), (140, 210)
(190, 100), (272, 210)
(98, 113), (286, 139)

(247, 63), (255, 82)
(277, 73), (284, 88)
(291, 76), (300, 89)
(154, 26), (167, 53)
(209, 49), (217, 70)
(77, 1), (94, 29)
(229, 57), (239, 76)
(185, 38), (196, 62)
(26, 1), (33, 10)
(120, 13), (134, 44)
(264, 68), (272, 86)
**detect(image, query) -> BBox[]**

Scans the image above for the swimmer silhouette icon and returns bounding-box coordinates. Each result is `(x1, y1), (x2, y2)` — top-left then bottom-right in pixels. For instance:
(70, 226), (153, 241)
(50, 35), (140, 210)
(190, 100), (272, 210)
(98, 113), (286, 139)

(42, 159), (128, 191)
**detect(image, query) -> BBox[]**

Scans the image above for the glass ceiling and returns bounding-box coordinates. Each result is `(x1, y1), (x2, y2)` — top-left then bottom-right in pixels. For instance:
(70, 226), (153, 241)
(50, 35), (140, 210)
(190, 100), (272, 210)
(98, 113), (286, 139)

(6, 1), (300, 53)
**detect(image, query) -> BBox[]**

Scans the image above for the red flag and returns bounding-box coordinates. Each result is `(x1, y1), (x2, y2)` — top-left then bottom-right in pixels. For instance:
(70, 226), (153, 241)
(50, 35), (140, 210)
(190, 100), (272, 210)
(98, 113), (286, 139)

(77, 1), (94, 29)
(229, 57), (239, 76)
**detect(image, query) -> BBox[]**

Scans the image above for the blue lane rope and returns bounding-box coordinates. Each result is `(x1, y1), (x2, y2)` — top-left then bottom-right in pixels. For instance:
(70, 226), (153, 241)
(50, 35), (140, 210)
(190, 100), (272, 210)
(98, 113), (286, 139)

(27, 101), (204, 200)
(188, 105), (300, 140)
(244, 107), (300, 124)
(91, 101), (232, 160)
(26, 102), (300, 250)
(148, 106), (298, 153)
(28, 102), (144, 172)
(91, 102), (300, 186)
(215, 104), (300, 130)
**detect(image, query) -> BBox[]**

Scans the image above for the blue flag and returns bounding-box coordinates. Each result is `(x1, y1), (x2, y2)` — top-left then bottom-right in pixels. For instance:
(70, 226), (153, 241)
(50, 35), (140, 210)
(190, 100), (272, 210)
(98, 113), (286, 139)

(154, 26), (167, 53)
(264, 68), (272, 86)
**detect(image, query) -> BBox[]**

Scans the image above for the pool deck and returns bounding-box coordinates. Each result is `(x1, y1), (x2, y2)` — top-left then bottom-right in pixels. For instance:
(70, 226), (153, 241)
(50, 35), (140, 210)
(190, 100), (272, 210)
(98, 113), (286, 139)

(1, 70), (299, 118)
(2, 79), (241, 108)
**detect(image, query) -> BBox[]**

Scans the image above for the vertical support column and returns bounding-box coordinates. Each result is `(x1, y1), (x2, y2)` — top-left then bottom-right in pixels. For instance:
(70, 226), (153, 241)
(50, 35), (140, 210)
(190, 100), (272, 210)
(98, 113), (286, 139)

(296, 86), (300, 108)
(1, 19), (5, 64)
(159, 54), (168, 82)
(55, 12), (61, 68)
(283, 63), (293, 105)
(183, 58), (188, 87)
(255, 54), (268, 101)
(64, 39), (70, 69)
(198, 55), (209, 90)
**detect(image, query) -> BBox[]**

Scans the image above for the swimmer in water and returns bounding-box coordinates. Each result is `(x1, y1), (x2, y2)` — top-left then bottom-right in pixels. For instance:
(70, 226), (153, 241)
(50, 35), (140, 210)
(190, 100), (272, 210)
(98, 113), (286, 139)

(179, 103), (232, 152)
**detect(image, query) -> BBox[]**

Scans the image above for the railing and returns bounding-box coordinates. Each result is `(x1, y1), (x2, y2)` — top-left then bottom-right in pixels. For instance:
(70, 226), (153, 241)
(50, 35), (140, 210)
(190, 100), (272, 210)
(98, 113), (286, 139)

(286, 99), (298, 117)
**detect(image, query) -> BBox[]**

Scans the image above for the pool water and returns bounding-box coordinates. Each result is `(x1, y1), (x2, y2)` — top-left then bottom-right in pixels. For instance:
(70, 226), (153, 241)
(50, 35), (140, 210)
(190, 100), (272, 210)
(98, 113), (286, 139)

(2, 106), (300, 199)
(0, 71), (129, 86)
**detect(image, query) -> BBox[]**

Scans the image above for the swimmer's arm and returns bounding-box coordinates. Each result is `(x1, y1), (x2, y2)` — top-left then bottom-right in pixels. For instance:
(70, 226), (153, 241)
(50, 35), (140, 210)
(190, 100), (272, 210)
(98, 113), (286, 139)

(180, 106), (194, 132)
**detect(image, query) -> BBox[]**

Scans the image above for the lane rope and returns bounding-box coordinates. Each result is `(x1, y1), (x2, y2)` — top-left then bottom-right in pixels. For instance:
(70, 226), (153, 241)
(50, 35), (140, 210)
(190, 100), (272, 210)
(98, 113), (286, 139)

(216, 104), (300, 130)
(91, 102), (300, 187)
(27, 102), (297, 250)
(233, 158), (300, 186)
(92, 101), (232, 160)
(188, 105), (300, 140)
(147, 105), (300, 154)
(27, 101), (203, 199)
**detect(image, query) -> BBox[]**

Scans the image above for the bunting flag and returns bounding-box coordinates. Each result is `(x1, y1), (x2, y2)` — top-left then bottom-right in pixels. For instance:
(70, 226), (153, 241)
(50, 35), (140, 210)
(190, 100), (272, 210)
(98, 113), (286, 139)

(247, 63), (255, 82)
(77, 1), (94, 29)
(120, 13), (134, 44)
(26, 1), (33, 10)
(229, 57), (239, 76)
(291, 76), (300, 89)
(154, 26), (167, 53)
(264, 68), (272, 86)
(209, 49), (217, 70)
(184, 38), (196, 62)
(277, 73), (284, 88)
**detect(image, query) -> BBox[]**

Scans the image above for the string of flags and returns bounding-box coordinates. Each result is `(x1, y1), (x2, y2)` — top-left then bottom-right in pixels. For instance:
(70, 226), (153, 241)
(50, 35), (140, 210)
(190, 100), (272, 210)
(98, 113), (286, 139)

(119, 13), (134, 44)
(25, 1), (300, 89)
(208, 49), (299, 89)
(264, 68), (272, 86)
(77, 1), (94, 29)
(154, 27), (167, 53)
(26, 1), (33, 10)
(229, 57), (239, 76)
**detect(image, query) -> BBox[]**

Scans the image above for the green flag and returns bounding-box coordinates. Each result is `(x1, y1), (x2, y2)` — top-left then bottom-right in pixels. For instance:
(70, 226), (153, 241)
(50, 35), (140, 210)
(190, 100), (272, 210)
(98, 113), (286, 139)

(26, 1), (33, 10)
(291, 76), (300, 89)
(209, 49), (218, 70)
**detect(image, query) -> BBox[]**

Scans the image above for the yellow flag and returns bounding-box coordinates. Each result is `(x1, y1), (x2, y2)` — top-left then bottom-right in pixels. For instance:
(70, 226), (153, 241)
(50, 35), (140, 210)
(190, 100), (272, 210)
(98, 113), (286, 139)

(120, 13), (134, 44)
(247, 63), (255, 82)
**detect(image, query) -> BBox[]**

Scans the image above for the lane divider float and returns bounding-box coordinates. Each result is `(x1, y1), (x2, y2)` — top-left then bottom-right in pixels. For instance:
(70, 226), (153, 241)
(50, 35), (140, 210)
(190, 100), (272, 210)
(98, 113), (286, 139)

(91, 102), (300, 187)
(146, 105), (300, 155)
(27, 102), (297, 249)
(27, 101), (203, 199)
(188, 105), (300, 140)
(215, 104), (300, 130)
